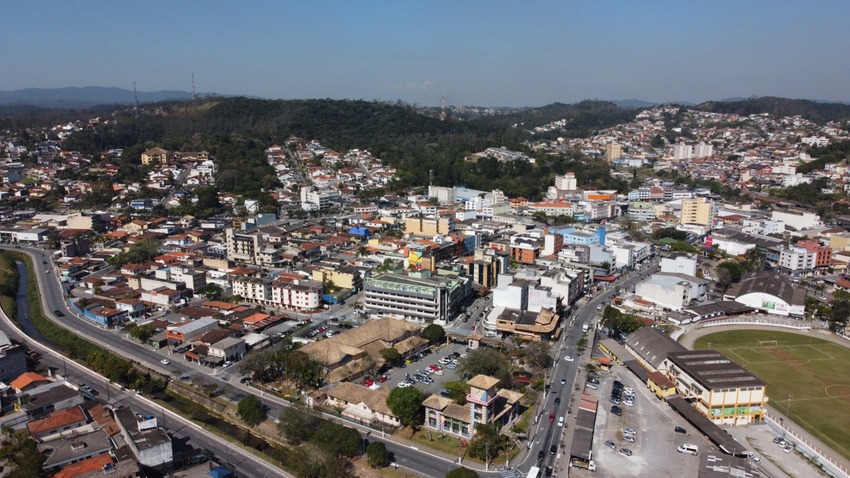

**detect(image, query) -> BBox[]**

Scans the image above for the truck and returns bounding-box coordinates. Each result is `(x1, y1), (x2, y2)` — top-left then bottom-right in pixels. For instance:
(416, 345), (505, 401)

(569, 458), (596, 471)
(526, 466), (540, 478)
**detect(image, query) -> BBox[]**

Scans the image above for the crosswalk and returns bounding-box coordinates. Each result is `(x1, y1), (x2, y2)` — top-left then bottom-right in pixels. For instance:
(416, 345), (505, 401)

(498, 468), (524, 478)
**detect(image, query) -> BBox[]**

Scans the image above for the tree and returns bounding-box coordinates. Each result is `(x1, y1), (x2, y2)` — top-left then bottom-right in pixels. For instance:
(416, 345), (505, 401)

(311, 420), (362, 457)
(278, 405), (321, 444)
(717, 260), (743, 290)
(446, 467), (479, 478)
(421, 323), (446, 345)
(386, 387), (425, 428)
(523, 340), (552, 369)
(444, 381), (470, 404)
(196, 283), (224, 301)
(237, 394), (266, 426)
(0, 428), (45, 477)
(467, 422), (509, 466)
(126, 323), (154, 342)
(380, 347), (403, 366)
(457, 347), (513, 387)
(366, 441), (390, 468)
(831, 290), (850, 329)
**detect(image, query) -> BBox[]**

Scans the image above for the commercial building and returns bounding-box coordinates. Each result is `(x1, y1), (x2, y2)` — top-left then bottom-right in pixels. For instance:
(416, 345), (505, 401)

(364, 271), (471, 324)
(771, 209), (822, 230)
(114, 408), (173, 468)
(660, 254), (698, 277)
(166, 317), (219, 345)
(466, 248), (508, 289)
(635, 278), (692, 311)
(404, 216), (453, 236)
(230, 275), (323, 311)
(493, 308), (560, 341)
(320, 383), (400, 428)
(664, 350), (766, 425)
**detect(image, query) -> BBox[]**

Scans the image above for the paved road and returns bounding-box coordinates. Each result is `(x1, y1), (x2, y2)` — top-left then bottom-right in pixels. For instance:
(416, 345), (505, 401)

(515, 260), (660, 475)
(0, 256), (290, 478)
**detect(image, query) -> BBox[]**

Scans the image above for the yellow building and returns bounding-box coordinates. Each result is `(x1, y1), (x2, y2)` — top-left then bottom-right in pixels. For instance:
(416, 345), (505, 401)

(405, 216), (452, 236)
(605, 143), (622, 161)
(680, 197), (717, 227)
(311, 265), (362, 290)
(829, 232), (850, 252)
(664, 350), (766, 425)
(141, 147), (171, 166)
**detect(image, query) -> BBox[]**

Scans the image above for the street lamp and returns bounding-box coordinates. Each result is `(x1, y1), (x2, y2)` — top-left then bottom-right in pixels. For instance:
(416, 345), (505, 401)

(787, 394), (793, 418)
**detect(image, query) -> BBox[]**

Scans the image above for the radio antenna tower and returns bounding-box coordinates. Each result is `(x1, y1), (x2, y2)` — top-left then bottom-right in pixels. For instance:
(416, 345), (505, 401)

(132, 82), (140, 118)
(440, 94), (447, 122)
(192, 72), (197, 101)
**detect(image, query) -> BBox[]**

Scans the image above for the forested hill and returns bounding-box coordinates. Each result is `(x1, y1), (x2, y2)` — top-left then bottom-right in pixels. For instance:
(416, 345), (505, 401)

(695, 96), (850, 123)
(61, 97), (636, 199)
(468, 100), (637, 137)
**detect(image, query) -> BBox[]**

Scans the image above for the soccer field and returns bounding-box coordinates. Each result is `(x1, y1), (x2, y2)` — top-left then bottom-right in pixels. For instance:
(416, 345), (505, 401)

(694, 330), (850, 460)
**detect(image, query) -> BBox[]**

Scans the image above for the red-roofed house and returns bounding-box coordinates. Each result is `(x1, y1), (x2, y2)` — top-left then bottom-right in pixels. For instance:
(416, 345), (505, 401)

(11, 372), (50, 393)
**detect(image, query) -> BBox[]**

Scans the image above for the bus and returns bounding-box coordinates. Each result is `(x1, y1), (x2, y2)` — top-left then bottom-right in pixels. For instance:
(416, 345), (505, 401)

(527, 466), (540, 478)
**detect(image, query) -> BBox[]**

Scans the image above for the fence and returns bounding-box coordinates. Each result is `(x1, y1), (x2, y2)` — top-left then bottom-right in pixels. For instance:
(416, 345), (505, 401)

(695, 316), (827, 331)
(764, 412), (850, 478)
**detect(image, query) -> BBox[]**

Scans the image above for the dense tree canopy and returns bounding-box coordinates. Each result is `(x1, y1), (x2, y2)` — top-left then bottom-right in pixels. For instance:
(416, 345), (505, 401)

(386, 387), (426, 428)
(237, 394), (266, 426)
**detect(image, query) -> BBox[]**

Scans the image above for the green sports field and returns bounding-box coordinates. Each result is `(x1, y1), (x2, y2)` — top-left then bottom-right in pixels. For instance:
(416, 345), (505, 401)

(694, 330), (850, 460)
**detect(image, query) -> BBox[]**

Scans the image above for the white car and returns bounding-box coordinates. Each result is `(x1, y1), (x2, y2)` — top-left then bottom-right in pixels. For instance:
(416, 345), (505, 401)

(160, 359), (170, 365)
(557, 416), (564, 427)
(564, 356), (575, 362)
(397, 382), (411, 388)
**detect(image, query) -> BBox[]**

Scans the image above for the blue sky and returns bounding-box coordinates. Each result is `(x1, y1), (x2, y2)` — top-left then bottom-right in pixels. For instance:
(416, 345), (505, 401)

(2, 1), (848, 106)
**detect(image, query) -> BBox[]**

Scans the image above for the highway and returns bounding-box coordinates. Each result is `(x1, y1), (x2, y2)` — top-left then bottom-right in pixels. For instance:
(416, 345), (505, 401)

(0, 249), (291, 478)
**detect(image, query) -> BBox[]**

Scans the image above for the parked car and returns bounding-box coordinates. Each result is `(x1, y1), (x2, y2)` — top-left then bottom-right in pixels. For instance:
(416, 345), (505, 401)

(624, 428), (636, 435)
(619, 448), (633, 457)
(586, 383), (598, 390)
(240, 377), (252, 384)
(611, 406), (622, 416)
(605, 440), (616, 450)
(624, 435), (635, 443)
(675, 426), (687, 434)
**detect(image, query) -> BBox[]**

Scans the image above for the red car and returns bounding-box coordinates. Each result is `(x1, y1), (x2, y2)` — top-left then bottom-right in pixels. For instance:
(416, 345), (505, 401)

(363, 378), (374, 387)
(379, 375), (388, 383)
(549, 413), (555, 422)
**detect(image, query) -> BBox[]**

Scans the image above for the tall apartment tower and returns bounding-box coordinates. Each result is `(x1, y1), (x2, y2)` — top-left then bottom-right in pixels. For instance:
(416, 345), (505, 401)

(605, 143), (622, 161)
(680, 198), (717, 227)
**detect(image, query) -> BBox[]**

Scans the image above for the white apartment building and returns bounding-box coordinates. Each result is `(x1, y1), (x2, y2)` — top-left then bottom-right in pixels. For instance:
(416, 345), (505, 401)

(635, 279), (692, 311)
(301, 187), (340, 211)
(778, 246), (816, 278)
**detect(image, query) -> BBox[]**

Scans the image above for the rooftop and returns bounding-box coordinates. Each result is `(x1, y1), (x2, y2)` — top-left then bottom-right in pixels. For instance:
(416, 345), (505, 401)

(667, 349), (765, 390)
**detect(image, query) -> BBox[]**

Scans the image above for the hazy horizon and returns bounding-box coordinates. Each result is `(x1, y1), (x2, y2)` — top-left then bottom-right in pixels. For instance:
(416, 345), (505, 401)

(2, 1), (849, 107)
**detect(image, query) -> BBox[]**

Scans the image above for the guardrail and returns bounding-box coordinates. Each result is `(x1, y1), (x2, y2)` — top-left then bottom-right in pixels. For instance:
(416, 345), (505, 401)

(764, 412), (850, 478)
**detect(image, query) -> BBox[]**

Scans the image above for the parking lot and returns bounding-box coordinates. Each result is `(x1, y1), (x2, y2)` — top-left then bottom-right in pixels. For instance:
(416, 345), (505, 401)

(571, 364), (702, 477)
(378, 342), (469, 395)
